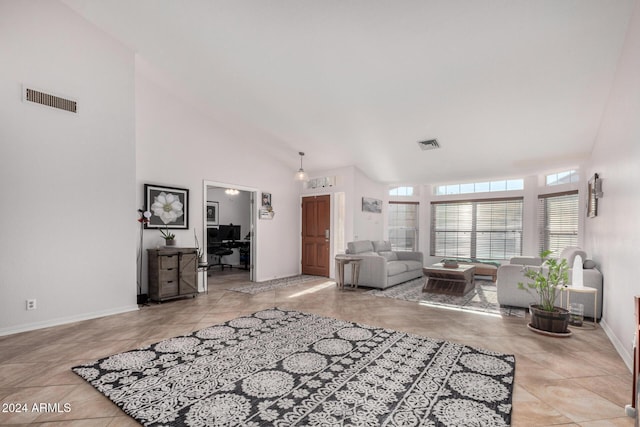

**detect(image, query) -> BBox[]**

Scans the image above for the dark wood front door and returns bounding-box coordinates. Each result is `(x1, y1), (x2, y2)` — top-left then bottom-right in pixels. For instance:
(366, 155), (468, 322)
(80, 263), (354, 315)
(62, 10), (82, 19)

(302, 195), (330, 277)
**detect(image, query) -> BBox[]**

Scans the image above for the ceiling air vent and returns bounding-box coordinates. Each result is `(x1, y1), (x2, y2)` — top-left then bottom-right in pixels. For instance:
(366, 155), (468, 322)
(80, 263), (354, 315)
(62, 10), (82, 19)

(417, 139), (440, 151)
(23, 87), (77, 113)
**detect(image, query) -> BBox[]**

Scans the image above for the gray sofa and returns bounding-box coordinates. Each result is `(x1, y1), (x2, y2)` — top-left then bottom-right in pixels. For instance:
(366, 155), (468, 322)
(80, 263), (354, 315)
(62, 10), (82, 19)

(497, 247), (603, 319)
(343, 240), (424, 289)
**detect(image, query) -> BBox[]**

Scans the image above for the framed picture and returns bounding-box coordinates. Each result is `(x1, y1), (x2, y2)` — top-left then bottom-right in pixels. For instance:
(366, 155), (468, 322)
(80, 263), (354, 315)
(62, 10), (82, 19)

(261, 192), (272, 207)
(144, 184), (189, 229)
(362, 197), (382, 213)
(207, 201), (219, 226)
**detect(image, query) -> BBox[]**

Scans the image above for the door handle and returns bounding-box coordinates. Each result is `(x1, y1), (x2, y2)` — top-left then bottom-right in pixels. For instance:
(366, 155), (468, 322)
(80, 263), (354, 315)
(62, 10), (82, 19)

(325, 229), (330, 241)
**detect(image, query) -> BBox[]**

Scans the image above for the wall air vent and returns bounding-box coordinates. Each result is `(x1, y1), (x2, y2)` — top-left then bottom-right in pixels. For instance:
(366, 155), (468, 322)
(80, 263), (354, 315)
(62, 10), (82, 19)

(417, 139), (440, 151)
(23, 87), (77, 113)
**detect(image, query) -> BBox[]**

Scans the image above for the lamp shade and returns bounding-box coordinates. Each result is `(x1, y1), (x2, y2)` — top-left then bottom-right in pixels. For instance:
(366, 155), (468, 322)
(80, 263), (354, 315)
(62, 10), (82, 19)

(294, 152), (308, 181)
(571, 254), (584, 288)
(295, 169), (308, 181)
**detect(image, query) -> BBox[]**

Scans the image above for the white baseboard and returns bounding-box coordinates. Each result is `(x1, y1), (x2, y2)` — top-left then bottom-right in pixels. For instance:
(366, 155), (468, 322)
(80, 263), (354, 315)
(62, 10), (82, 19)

(600, 318), (633, 372)
(0, 305), (140, 337)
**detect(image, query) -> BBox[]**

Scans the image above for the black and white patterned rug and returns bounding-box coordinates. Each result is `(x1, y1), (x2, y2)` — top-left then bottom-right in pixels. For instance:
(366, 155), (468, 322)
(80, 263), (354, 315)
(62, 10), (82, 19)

(227, 274), (321, 294)
(72, 308), (515, 426)
(369, 278), (526, 317)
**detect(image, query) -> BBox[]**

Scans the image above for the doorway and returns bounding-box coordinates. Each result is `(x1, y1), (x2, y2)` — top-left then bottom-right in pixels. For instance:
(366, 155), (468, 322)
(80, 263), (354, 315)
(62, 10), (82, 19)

(203, 181), (257, 290)
(301, 195), (331, 277)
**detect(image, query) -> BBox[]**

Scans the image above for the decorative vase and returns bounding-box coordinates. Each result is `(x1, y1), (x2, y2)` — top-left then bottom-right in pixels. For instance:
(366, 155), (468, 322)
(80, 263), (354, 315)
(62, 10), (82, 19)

(569, 303), (584, 327)
(165, 238), (176, 247)
(529, 304), (570, 334)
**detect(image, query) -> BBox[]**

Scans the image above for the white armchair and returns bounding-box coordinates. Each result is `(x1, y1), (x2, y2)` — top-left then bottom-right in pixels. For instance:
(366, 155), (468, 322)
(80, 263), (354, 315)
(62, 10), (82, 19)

(496, 247), (603, 319)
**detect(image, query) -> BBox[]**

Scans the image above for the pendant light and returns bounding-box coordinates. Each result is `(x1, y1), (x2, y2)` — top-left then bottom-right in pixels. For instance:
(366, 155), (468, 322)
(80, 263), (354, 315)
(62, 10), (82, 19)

(295, 151), (308, 181)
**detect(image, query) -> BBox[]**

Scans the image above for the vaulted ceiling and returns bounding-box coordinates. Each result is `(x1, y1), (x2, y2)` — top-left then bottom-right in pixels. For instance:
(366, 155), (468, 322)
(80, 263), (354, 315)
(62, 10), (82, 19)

(63, 0), (635, 184)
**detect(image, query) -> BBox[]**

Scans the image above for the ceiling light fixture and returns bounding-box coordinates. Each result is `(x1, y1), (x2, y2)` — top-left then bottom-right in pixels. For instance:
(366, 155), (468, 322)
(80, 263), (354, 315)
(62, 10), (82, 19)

(225, 188), (239, 195)
(295, 151), (308, 181)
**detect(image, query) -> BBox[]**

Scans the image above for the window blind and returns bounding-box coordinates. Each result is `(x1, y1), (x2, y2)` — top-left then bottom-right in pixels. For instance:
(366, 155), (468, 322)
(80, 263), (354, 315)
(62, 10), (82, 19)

(430, 197), (523, 260)
(388, 202), (419, 251)
(538, 191), (579, 255)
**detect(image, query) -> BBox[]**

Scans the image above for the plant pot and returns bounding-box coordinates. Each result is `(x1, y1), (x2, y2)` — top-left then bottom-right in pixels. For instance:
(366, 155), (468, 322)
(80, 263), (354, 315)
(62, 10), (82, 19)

(529, 304), (570, 334)
(165, 238), (176, 246)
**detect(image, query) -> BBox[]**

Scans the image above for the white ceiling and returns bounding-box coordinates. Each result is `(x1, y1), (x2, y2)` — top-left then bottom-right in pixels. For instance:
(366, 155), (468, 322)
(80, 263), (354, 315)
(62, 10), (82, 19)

(63, 0), (635, 185)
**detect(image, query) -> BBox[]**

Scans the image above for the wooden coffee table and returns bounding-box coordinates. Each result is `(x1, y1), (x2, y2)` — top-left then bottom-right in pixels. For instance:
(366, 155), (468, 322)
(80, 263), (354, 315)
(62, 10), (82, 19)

(422, 263), (476, 296)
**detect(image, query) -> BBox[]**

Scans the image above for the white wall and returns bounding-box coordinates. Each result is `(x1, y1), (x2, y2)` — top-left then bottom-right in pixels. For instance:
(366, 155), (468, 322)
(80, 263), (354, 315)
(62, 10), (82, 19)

(585, 0), (640, 370)
(0, 1), (137, 334)
(136, 60), (301, 286)
(302, 165), (387, 244)
(354, 168), (386, 242)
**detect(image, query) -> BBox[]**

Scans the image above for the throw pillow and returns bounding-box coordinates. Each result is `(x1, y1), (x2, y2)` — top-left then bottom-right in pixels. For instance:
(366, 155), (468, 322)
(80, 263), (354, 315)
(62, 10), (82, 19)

(583, 259), (597, 269)
(378, 251), (398, 261)
(373, 241), (393, 252)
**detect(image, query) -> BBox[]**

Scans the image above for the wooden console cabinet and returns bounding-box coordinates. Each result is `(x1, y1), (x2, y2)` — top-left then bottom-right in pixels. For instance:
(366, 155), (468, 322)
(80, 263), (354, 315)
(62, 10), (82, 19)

(147, 247), (198, 302)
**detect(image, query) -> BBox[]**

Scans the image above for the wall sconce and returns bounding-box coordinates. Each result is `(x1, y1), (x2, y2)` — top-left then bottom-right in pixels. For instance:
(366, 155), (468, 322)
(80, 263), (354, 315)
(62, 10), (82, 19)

(225, 188), (239, 195)
(294, 151), (308, 181)
(587, 173), (602, 218)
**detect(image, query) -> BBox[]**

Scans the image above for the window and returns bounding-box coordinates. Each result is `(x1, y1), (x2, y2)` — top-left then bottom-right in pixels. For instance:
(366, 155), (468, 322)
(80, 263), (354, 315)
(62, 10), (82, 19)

(430, 198), (523, 260)
(546, 170), (579, 186)
(538, 191), (579, 254)
(389, 186), (414, 196)
(434, 179), (523, 195)
(388, 202), (418, 251)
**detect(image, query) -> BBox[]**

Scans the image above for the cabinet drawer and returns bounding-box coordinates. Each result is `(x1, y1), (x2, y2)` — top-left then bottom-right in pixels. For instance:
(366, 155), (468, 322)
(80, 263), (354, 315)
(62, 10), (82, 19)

(159, 280), (179, 297)
(159, 269), (178, 282)
(159, 255), (178, 269)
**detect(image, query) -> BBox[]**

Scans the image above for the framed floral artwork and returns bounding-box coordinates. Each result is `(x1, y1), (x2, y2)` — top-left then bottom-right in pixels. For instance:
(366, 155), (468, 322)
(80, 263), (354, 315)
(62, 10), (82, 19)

(144, 184), (189, 229)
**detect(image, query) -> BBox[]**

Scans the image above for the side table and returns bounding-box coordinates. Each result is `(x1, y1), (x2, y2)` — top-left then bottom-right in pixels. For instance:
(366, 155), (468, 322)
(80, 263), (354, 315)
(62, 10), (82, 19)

(335, 256), (363, 290)
(562, 286), (598, 328)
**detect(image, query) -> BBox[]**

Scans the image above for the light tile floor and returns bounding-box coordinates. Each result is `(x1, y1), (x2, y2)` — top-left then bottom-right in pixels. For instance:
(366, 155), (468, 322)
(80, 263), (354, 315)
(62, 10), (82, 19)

(0, 273), (634, 426)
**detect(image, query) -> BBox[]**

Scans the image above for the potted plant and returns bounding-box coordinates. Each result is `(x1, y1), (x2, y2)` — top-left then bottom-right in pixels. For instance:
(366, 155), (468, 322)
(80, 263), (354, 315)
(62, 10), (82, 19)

(518, 250), (570, 335)
(160, 227), (176, 246)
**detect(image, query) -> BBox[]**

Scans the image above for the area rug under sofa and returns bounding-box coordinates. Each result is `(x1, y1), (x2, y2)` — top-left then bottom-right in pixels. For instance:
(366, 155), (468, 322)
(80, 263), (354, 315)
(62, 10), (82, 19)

(72, 308), (515, 426)
(227, 274), (320, 294)
(369, 277), (526, 317)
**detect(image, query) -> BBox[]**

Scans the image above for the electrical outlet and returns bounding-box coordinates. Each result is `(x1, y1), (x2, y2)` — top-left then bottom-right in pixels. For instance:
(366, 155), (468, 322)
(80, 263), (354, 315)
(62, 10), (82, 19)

(26, 299), (36, 310)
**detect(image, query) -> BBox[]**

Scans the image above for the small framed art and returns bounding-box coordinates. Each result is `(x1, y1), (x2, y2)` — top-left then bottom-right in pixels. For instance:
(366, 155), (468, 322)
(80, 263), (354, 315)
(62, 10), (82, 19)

(261, 192), (272, 207)
(207, 201), (219, 226)
(362, 197), (382, 214)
